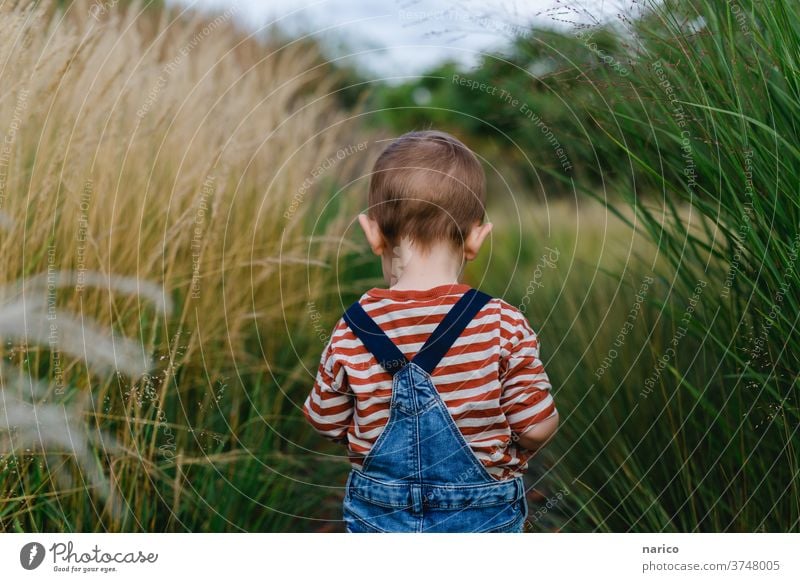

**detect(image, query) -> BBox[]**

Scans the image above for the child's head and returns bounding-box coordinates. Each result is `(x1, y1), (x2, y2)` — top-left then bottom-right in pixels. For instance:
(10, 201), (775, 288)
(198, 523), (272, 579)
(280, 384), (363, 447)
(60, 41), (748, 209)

(358, 130), (492, 282)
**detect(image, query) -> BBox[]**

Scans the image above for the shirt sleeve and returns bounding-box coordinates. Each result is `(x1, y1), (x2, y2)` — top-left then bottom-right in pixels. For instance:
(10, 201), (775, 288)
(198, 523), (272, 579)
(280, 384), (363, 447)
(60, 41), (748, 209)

(498, 302), (557, 436)
(302, 324), (353, 442)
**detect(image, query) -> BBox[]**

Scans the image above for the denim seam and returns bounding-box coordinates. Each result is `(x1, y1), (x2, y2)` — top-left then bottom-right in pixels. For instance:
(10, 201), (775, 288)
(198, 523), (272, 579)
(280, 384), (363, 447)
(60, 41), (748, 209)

(350, 490), (409, 509)
(410, 364), (423, 477)
(425, 498), (518, 509)
(360, 375), (402, 473)
(353, 470), (517, 492)
(343, 471), (354, 503)
(350, 479), (519, 509)
(347, 511), (387, 533)
(390, 367), (419, 415)
(486, 511), (526, 533)
(423, 480), (520, 507)
(421, 484), (517, 493)
(350, 489), (515, 510)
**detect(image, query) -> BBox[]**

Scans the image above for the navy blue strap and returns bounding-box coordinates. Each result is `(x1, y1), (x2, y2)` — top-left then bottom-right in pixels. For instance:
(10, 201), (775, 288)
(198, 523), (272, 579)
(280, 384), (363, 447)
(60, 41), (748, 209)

(343, 288), (493, 377)
(343, 301), (409, 376)
(411, 288), (492, 374)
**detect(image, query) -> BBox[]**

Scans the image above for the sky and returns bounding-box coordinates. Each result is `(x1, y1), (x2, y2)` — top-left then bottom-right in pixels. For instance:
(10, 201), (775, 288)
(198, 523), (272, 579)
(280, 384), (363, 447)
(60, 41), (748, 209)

(165, 0), (641, 79)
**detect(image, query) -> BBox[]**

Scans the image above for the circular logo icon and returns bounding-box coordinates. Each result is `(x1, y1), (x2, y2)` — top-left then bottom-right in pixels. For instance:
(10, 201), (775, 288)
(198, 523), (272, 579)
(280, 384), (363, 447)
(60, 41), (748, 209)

(20, 542), (46, 570)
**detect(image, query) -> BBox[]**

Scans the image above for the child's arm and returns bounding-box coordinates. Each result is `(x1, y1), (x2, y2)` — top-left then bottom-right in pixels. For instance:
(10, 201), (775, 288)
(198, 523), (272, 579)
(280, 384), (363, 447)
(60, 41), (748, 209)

(498, 302), (558, 453)
(516, 411), (559, 452)
(302, 328), (354, 444)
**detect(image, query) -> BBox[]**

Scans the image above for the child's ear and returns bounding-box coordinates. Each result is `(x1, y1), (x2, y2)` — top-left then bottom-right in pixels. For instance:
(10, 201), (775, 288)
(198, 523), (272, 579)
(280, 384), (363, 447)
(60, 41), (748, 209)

(357, 213), (386, 256)
(463, 221), (493, 261)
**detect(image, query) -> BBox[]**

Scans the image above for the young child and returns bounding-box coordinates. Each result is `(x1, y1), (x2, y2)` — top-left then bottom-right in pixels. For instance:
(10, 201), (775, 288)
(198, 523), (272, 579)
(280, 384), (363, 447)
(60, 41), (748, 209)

(303, 130), (559, 533)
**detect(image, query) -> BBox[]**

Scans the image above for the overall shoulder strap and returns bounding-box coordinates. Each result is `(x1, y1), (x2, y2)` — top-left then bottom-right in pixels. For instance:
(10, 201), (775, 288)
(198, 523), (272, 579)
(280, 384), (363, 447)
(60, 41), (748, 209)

(343, 301), (409, 376)
(411, 288), (493, 375)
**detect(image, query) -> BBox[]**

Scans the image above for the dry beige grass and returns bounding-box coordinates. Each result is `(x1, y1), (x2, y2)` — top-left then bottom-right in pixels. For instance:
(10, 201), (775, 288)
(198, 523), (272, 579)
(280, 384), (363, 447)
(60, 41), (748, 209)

(1, 0), (358, 351)
(0, 0), (367, 528)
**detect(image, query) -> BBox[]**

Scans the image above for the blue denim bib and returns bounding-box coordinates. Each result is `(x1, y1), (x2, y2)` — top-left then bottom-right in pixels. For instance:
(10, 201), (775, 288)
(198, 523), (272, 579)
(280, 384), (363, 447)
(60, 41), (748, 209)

(341, 288), (528, 532)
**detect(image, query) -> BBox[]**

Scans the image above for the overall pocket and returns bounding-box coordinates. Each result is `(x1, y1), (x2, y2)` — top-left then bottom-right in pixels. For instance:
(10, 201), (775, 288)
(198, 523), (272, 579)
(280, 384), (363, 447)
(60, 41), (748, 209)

(343, 493), (402, 533)
(343, 472), (415, 533)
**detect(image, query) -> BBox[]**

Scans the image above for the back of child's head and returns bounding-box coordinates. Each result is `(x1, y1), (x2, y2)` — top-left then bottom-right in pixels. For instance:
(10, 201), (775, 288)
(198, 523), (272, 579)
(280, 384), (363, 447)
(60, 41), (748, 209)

(368, 130), (486, 252)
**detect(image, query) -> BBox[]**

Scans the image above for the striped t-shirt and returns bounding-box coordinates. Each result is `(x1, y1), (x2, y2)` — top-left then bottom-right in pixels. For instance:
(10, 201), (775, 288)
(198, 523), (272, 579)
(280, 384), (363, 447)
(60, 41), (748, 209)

(302, 283), (557, 480)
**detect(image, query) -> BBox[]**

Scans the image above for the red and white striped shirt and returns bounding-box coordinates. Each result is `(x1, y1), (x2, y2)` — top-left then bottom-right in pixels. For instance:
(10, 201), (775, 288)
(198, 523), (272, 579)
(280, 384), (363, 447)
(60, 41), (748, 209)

(302, 283), (556, 480)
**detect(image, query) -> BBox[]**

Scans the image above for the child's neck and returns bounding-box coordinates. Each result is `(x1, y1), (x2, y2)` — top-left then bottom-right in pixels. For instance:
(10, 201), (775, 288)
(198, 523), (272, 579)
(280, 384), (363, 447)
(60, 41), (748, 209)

(385, 238), (462, 291)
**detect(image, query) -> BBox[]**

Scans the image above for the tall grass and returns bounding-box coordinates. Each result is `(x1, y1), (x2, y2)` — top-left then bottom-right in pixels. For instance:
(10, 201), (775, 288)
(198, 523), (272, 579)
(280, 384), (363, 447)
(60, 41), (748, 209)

(536, 0), (800, 531)
(0, 0), (366, 531)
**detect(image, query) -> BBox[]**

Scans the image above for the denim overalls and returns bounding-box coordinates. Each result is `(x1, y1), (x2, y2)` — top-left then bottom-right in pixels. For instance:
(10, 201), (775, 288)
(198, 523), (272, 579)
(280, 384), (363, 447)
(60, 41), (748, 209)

(341, 288), (528, 533)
